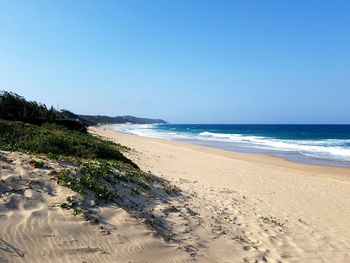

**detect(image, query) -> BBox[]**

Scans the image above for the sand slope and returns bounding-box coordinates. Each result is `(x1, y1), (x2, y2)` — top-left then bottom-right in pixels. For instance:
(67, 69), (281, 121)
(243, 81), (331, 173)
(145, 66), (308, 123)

(0, 151), (191, 263)
(91, 126), (350, 263)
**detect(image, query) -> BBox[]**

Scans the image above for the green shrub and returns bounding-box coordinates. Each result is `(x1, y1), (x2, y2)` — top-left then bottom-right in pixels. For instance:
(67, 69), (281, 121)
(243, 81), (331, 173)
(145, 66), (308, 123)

(29, 159), (44, 168)
(0, 154), (9, 163)
(73, 208), (84, 216)
(60, 196), (76, 209)
(57, 169), (117, 201)
(162, 184), (180, 194)
(0, 91), (89, 132)
(94, 184), (116, 200)
(79, 161), (114, 178)
(0, 115), (152, 205)
(0, 119), (136, 167)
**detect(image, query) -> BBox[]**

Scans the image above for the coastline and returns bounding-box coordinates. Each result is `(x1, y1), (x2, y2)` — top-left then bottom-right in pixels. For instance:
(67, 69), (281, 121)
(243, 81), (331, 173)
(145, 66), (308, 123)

(2, 124), (350, 262)
(112, 123), (350, 169)
(92, 125), (350, 179)
(91, 125), (350, 262)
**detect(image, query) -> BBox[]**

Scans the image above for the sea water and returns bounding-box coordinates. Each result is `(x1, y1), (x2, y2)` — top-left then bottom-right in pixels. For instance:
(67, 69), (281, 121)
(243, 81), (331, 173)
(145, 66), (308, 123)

(113, 124), (350, 168)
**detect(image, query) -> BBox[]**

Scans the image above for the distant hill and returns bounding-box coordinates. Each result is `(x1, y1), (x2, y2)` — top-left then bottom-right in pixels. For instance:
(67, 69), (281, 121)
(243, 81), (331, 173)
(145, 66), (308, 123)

(0, 90), (166, 130)
(79, 115), (167, 125)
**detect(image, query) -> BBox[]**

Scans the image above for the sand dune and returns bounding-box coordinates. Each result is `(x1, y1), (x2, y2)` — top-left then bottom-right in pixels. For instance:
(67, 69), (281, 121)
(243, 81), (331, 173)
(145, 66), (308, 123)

(0, 151), (191, 263)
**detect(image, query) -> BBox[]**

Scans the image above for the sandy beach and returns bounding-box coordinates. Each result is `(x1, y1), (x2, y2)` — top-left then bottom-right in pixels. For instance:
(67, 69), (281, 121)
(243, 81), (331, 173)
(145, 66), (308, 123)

(2, 1), (349, 262)
(1, 125), (350, 263)
(91, 125), (350, 262)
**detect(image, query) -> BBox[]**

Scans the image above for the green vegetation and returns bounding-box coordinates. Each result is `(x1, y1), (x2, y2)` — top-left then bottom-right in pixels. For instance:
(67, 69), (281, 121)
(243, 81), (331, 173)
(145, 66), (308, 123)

(60, 196), (77, 209)
(29, 159), (45, 168)
(73, 208), (84, 216)
(0, 90), (92, 131)
(79, 114), (166, 125)
(0, 91), (174, 228)
(0, 110), (147, 207)
(57, 160), (151, 201)
(57, 169), (117, 201)
(163, 183), (180, 194)
(92, 217), (100, 224)
(0, 119), (135, 166)
(0, 153), (9, 163)
(60, 197), (84, 217)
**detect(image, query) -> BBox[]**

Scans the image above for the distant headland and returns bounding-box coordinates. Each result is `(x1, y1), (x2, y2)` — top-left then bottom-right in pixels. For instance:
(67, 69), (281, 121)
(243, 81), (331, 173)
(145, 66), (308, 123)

(79, 115), (167, 125)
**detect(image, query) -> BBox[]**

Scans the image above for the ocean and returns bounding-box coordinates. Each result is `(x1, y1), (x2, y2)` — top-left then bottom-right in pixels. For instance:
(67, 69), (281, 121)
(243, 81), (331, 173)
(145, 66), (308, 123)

(112, 124), (350, 168)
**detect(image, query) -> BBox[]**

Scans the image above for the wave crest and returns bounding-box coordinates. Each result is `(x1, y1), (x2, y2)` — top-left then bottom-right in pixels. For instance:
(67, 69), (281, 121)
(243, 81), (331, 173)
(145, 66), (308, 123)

(113, 125), (350, 162)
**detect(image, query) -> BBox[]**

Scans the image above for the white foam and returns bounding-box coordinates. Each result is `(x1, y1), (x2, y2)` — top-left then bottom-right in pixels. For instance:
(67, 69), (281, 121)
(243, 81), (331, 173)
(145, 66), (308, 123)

(112, 125), (350, 162)
(198, 131), (350, 161)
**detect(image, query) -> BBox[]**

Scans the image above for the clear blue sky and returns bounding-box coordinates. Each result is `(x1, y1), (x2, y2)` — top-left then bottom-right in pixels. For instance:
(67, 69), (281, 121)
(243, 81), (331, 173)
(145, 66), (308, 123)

(0, 0), (349, 124)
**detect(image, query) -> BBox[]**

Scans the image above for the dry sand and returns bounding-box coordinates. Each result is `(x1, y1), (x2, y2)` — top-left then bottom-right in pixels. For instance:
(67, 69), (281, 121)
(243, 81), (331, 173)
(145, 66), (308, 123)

(1, 125), (350, 263)
(90, 126), (350, 262)
(0, 151), (191, 263)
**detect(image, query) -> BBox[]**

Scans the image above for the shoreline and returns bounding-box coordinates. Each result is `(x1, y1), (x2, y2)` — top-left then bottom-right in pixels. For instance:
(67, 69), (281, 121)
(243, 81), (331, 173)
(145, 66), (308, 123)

(93, 125), (350, 179)
(90, 124), (350, 262)
(2, 125), (350, 262)
(4, 124), (350, 262)
(111, 123), (350, 169)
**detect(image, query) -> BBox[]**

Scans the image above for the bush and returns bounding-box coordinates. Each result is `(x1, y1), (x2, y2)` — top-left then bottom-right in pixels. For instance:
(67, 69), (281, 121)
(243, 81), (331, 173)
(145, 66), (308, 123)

(0, 90), (89, 132)
(29, 159), (44, 168)
(0, 119), (136, 167)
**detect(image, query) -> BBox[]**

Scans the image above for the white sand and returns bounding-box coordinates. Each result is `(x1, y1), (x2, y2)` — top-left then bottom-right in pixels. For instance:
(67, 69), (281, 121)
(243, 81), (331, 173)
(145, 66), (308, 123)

(90, 126), (350, 262)
(2, 125), (350, 263)
(0, 151), (191, 263)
